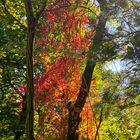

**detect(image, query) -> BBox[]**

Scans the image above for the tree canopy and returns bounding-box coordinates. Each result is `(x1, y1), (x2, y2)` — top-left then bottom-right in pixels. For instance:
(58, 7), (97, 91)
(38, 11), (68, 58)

(0, 0), (140, 140)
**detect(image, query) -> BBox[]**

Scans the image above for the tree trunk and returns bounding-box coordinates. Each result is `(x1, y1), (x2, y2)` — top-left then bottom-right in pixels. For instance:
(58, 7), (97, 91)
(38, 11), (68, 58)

(23, 0), (47, 139)
(26, 25), (35, 140)
(14, 95), (26, 140)
(67, 59), (96, 140)
(67, 0), (108, 139)
(24, 0), (35, 139)
(94, 109), (103, 140)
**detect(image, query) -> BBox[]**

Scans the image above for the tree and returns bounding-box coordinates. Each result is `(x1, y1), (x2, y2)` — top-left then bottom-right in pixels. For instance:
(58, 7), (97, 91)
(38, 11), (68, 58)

(1, 0), (140, 139)
(22, 0), (48, 139)
(0, 0), (48, 139)
(0, 8), (26, 139)
(67, 0), (109, 139)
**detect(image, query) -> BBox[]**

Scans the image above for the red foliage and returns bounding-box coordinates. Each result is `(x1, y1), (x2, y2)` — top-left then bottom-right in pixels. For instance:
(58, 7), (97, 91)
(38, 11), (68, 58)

(17, 0), (97, 139)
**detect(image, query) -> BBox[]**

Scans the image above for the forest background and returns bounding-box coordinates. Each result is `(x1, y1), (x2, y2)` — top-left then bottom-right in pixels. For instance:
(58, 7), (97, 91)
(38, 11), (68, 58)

(0, 0), (140, 140)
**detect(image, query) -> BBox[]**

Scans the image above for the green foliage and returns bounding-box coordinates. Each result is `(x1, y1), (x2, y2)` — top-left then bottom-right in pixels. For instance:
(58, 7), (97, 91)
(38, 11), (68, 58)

(0, 90), (20, 140)
(0, 9), (26, 139)
(91, 63), (140, 139)
(101, 106), (140, 140)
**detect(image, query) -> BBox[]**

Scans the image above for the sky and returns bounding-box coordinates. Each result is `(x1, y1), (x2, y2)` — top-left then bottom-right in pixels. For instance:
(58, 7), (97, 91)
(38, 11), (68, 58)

(105, 60), (126, 72)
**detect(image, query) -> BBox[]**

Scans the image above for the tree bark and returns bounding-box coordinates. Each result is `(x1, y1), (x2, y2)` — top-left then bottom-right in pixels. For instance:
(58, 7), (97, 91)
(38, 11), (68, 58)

(67, 0), (108, 139)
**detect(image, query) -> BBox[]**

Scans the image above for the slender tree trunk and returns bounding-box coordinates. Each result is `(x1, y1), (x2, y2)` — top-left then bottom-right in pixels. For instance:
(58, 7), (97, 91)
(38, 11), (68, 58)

(23, 1), (47, 139)
(24, 0), (35, 139)
(14, 95), (26, 140)
(67, 0), (108, 139)
(94, 109), (103, 140)
(26, 25), (35, 140)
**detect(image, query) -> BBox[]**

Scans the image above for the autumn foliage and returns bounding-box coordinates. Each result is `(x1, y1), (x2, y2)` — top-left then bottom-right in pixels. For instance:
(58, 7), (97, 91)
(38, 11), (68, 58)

(17, 0), (99, 139)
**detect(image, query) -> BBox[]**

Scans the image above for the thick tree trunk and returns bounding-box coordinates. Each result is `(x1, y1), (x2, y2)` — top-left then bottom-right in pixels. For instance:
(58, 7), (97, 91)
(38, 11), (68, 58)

(67, 0), (108, 139)
(67, 60), (96, 140)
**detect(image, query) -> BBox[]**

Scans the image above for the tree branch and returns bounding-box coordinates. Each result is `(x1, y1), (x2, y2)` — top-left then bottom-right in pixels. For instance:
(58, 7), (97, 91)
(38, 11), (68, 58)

(23, 0), (34, 27)
(0, 0), (26, 29)
(35, 0), (48, 25)
(94, 108), (103, 140)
